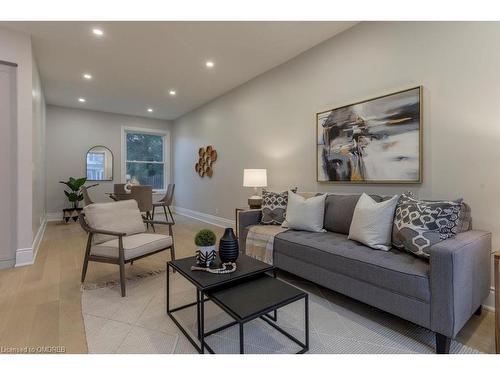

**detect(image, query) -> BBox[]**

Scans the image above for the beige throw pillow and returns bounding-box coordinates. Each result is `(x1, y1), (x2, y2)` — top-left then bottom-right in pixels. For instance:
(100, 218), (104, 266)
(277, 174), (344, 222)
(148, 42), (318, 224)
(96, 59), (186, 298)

(348, 193), (399, 251)
(282, 191), (327, 232)
(84, 200), (146, 244)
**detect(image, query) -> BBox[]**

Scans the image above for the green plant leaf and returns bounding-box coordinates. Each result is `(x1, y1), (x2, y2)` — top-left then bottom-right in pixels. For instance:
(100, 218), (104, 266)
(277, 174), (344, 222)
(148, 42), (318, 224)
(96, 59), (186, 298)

(68, 192), (78, 202)
(75, 177), (87, 188)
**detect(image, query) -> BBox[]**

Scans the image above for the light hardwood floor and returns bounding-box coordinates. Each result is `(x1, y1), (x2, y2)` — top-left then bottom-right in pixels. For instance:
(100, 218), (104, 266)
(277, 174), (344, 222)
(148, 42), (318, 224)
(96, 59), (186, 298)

(0, 215), (495, 353)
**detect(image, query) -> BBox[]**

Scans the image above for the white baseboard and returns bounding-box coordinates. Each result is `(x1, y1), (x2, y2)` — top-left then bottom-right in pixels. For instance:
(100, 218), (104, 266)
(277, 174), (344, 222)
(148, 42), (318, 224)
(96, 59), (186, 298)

(483, 287), (495, 312)
(15, 215), (47, 267)
(172, 206), (235, 228)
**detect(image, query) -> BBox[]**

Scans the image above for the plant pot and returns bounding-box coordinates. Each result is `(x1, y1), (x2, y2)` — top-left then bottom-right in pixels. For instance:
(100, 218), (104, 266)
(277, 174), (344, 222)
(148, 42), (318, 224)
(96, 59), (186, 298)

(219, 228), (239, 263)
(196, 245), (216, 267)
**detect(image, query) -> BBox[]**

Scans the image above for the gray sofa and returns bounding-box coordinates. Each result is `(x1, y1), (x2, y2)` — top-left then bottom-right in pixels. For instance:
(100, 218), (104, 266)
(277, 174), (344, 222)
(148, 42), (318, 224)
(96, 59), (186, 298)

(238, 194), (491, 354)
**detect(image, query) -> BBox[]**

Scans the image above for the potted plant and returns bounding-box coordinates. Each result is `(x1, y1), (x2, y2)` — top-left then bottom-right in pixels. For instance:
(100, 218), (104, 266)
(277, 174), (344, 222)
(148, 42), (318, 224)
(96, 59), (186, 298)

(59, 177), (87, 209)
(194, 229), (217, 267)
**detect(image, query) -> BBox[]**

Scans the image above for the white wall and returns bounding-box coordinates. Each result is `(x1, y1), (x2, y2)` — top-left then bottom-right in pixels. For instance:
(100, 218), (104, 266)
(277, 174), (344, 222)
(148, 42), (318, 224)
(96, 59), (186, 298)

(0, 27), (39, 267)
(0, 63), (17, 268)
(173, 22), (500, 304)
(46, 105), (172, 214)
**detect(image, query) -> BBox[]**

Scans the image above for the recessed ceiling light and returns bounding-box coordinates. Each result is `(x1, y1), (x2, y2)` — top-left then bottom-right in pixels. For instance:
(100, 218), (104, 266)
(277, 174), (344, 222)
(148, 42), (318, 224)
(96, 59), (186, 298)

(147, 108), (153, 112)
(92, 28), (104, 36)
(205, 61), (215, 68)
(169, 90), (176, 96)
(83, 73), (92, 80)
(78, 97), (86, 103)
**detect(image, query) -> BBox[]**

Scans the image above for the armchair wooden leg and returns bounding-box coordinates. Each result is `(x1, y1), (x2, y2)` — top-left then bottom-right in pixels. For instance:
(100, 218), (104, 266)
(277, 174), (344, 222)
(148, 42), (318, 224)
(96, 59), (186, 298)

(81, 234), (93, 283)
(81, 257), (90, 283)
(148, 211), (155, 232)
(119, 260), (126, 297)
(474, 306), (482, 316)
(435, 333), (451, 354)
(170, 245), (176, 262)
(119, 238), (126, 297)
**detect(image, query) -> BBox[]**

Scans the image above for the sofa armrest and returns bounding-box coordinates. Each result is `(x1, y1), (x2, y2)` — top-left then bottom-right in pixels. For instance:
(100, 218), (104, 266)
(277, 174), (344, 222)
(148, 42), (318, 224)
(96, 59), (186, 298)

(238, 209), (262, 252)
(430, 230), (491, 337)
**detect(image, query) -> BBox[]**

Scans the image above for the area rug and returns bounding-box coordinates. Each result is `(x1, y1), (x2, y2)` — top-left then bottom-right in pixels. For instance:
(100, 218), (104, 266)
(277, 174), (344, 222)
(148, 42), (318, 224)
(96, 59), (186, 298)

(81, 269), (481, 354)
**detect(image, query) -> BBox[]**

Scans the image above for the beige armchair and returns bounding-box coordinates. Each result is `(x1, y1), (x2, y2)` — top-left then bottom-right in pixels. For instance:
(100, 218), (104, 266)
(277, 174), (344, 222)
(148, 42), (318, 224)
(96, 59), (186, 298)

(79, 199), (175, 297)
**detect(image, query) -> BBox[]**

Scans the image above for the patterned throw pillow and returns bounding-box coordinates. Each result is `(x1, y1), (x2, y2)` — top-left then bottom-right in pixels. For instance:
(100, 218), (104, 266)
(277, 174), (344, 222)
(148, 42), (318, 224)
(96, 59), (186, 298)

(392, 192), (463, 258)
(457, 202), (472, 232)
(261, 188), (297, 225)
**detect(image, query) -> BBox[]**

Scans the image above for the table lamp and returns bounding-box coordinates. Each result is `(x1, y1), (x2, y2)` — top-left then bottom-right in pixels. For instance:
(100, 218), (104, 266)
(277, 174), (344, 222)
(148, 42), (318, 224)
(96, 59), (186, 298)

(243, 169), (267, 209)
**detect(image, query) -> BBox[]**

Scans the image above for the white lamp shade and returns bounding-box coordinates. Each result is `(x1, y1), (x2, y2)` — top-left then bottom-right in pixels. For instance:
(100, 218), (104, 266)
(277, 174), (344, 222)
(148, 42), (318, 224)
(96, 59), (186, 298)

(243, 169), (267, 187)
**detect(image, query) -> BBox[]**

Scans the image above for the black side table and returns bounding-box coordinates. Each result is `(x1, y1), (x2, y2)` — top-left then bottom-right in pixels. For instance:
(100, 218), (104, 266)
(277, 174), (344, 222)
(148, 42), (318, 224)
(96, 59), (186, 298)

(206, 274), (309, 354)
(166, 254), (274, 353)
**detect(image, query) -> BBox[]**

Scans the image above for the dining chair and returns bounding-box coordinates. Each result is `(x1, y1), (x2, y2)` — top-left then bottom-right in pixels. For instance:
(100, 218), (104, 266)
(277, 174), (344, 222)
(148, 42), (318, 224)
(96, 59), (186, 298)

(79, 199), (175, 297)
(130, 185), (154, 228)
(152, 183), (175, 224)
(114, 183), (126, 194)
(82, 184), (99, 206)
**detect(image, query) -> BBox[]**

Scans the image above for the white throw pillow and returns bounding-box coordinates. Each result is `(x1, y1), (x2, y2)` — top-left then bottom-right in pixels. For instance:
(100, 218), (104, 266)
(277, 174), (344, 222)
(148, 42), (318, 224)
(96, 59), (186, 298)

(282, 191), (327, 232)
(348, 193), (399, 251)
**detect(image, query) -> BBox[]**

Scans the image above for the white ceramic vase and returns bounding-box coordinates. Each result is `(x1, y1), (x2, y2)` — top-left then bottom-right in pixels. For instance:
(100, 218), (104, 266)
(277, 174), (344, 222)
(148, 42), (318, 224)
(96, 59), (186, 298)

(196, 245), (216, 267)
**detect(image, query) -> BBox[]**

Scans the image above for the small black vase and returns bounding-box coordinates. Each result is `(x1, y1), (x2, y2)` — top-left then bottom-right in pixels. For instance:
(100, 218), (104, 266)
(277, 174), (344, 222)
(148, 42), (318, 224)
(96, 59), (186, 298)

(218, 228), (239, 263)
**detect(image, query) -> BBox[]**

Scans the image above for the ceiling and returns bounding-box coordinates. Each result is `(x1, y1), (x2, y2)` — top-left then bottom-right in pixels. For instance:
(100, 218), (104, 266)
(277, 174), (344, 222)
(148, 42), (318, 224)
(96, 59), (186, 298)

(2, 21), (356, 120)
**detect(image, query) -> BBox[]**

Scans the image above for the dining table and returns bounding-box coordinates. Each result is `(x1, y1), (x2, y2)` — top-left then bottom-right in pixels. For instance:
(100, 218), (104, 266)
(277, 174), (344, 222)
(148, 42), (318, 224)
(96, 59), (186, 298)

(105, 192), (133, 201)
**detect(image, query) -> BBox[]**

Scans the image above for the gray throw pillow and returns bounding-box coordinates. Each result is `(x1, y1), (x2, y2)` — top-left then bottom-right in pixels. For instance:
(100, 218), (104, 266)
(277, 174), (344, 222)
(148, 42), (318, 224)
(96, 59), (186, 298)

(392, 192), (463, 258)
(457, 202), (472, 232)
(260, 188), (297, 225)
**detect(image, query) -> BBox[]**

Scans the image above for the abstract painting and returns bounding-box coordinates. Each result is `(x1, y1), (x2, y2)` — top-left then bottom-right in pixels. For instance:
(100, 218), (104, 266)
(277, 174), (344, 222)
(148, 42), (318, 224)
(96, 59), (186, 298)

(317, 86), (422, 183)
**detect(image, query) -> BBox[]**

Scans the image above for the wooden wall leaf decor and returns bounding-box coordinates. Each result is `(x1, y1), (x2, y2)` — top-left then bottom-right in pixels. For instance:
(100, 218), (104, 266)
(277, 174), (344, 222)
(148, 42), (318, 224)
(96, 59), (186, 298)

(195, 146), (217, 178)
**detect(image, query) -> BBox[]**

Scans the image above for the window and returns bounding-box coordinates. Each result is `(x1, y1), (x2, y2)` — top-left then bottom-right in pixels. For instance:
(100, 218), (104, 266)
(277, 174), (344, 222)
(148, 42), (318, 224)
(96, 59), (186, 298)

(123, 128), (168, 191)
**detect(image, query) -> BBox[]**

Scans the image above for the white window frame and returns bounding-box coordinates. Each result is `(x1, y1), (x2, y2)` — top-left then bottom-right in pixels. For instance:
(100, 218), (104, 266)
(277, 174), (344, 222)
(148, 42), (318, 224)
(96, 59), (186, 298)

(121, 126), (170, 193)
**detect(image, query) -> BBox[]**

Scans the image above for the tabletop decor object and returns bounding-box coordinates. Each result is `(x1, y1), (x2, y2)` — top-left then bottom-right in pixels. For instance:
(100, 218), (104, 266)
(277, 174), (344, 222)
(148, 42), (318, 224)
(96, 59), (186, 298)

(191, 262), (237, 274)
(243, 169), (267, 208)
(195, 229), (217, 267)
(195, 145), (217, 178)
(219, 228), (239, 263)
(317, 86), (422, 183)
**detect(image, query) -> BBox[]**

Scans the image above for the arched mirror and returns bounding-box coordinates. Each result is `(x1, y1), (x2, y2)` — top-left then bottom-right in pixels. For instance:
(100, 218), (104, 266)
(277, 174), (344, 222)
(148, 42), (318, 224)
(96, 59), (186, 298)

(86, 146), (113, 181)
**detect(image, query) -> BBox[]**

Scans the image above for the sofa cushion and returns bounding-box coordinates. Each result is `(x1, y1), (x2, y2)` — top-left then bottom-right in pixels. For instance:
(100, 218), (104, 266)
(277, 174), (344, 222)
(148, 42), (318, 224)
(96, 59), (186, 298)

(458, 202), (472, 232)
(260, 188), (297, 225)
(91, 233), (172, 260)
(392, 193), (463, 259)
(274, 230), (430, 302)
(282, 191), (327, 232)
(348, 193), (399, 251)
(323, 194), (383, 234)
(84, 200), (146, 244)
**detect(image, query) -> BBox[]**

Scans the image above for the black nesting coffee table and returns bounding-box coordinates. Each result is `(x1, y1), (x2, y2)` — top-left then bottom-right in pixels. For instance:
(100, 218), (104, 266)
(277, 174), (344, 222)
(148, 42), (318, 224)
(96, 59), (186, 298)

(167, 254), (309, 354)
